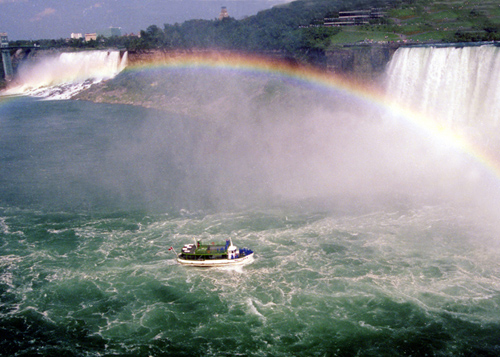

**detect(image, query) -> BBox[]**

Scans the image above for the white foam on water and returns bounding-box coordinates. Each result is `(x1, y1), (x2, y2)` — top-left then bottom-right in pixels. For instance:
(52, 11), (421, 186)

(0, 217), (10, 235)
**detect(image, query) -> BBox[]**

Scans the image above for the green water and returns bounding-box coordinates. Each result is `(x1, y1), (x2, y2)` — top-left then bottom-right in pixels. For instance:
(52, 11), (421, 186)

(1, 98), (500, 356)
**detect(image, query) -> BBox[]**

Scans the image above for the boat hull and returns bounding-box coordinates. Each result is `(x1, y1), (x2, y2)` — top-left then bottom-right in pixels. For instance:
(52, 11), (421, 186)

(177, 252), (254, 267)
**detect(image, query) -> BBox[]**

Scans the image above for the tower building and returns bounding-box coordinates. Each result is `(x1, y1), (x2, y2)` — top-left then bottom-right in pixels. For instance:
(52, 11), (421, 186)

(1, 33), (14, 81)
(219, 6), (229, 20)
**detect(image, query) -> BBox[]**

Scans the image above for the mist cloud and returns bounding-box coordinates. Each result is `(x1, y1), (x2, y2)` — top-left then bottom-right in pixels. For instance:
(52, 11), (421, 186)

(85, 65), (496, 213)
(5, 50), (500, 216)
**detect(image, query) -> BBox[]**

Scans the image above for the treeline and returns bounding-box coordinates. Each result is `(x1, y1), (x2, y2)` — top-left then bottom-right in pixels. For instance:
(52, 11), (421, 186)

(7, 0), (498, 70)
(133, 0), (388, 61)
(8, 0), (390, 63)
(453, 29), (500, 43)
(451, 9), (500, 43)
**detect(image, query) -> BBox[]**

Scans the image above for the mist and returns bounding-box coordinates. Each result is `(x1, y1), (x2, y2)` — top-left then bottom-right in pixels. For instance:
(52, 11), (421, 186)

(83, 65), (498, 214)
(3, 48), (500, 219)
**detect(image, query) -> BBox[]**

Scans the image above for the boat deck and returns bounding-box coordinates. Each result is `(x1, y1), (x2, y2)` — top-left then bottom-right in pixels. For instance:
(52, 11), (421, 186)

(182, 242), (229, 256)
(177, 239), (254, 267)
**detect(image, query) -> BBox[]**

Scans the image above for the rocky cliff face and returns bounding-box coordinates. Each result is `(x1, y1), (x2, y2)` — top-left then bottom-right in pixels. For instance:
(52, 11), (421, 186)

(124, 45), (400, 81)
(325, 44), (400, 81)
(1, 46), (399, 90)
(72, 46), (400, 111)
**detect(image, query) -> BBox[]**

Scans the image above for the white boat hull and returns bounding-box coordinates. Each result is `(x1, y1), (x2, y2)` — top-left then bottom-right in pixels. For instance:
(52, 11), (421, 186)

(177, 252), (254, 267)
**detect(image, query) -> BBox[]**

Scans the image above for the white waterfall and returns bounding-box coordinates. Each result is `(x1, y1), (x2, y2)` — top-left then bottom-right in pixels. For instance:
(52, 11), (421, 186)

(3, 50), (127, 99)
(385, 45), (500, 129)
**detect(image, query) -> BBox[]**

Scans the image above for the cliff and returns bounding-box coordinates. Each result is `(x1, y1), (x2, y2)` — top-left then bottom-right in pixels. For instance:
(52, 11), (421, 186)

(70, 45), (399, 112)
(2, 45), (399, 92)
(124, 45), (400, 80)
(325, 44), (400, 81)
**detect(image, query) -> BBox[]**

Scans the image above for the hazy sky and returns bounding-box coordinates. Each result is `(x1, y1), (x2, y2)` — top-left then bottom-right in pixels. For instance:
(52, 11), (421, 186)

(0, 0), (289, 40)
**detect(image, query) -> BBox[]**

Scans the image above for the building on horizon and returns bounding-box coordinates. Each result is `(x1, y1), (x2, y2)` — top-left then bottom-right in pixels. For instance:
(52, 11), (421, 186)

(219, 6), (229, 20)
(324, 8), (385, 26)
(98, 27), (122, 38)
(85, 33), (97, 42)
(123, 32), (140, 38)
(71, 33), (83, 39)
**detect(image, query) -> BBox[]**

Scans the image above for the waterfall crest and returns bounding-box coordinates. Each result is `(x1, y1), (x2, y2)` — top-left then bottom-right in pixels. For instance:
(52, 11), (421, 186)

(3, 50), (127, 99)
(385, 45), (500, 131)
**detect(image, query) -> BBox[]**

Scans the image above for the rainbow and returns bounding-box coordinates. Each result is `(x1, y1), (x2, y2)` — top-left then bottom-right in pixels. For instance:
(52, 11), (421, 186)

(2, 49), (499, 183)
(127, 50), (500, 183)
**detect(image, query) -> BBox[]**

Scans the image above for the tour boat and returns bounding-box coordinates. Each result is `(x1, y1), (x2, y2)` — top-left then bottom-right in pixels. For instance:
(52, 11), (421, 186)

(173, 239), (254, 267)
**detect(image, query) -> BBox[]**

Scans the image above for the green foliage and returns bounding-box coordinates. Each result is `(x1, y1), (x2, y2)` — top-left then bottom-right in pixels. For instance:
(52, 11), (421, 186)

(452, 30), (500, 42)
(4, 0), (499, 69)
(114, 0), (498, 57)
(294, 27), (341, 50)
(118, 0), (370, 61)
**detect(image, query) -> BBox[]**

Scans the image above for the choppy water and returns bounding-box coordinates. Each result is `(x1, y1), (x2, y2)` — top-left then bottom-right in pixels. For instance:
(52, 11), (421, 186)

(2, 97), (500, 356)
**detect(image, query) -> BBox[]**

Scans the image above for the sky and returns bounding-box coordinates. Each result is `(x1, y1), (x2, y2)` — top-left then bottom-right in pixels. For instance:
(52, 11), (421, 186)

(0, 0), (289, 40)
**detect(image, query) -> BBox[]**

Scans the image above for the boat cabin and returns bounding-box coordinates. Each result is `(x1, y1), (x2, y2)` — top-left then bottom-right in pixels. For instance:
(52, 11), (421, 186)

(180, 239), (236, 261)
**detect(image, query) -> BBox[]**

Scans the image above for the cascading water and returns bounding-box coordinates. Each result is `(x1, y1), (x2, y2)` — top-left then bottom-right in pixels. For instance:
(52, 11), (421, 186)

(385, 45), (500, 134)
(3, 50), (127, 99)
(382, 44), (500, 215)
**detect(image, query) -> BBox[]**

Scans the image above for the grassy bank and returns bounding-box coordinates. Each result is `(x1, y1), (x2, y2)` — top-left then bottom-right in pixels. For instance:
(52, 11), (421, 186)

(325, 0), (500, 45)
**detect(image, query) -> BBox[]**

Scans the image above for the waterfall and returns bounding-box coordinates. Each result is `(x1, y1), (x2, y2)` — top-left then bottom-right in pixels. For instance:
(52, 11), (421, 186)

(385, 45), (500, 130)
(3, 50), (127, 99)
